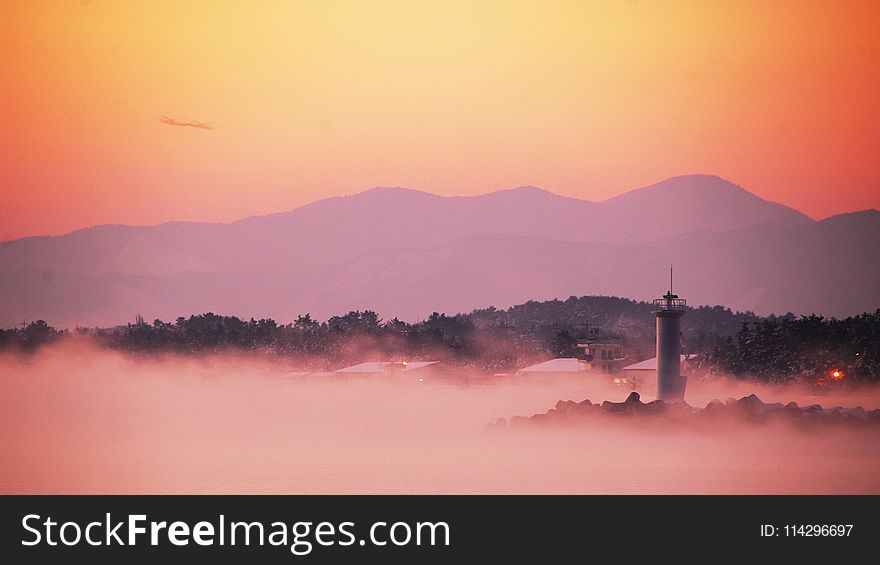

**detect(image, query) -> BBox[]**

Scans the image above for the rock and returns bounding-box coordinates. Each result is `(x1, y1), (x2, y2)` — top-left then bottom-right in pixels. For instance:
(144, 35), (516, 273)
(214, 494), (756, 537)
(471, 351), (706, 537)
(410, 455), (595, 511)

(508, 394), (876, 429)
(632, 398), (666, 418)
(604, 403), (622, 414)
(600, 392), (645, 416)
(624, 392), (641, 405)
(732, 394), (768, 418)
(645, 399), (666, 413)
(667, 401), (695, 416)
(601, 399), (631, 415)
(529, 413), (550, 424)
(739, 394), (763, 406)
(763, 402), (784, 414)
(555, 400), (579, 413)
(703, 399), (726, 417)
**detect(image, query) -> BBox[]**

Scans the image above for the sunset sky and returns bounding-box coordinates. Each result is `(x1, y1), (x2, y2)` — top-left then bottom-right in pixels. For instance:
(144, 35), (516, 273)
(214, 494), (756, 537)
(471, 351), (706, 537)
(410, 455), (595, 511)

(3, 0), (879, 240)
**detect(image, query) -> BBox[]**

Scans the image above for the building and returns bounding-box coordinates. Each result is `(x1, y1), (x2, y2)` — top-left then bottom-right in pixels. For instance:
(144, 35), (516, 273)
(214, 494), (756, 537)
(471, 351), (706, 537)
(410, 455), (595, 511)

(333, 361), (457, 383)
(516, 358), (589, 383)
(282, 370), (335, 380)
(621, 354), (699, 390)
(653, 282), (688, 401)
(577, 342), (626, 373)
(518, 358), (589, 374)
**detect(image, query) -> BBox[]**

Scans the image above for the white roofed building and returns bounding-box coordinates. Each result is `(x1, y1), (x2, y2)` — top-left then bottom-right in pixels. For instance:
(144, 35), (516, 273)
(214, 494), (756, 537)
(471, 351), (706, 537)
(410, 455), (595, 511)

(335, 361), (440, 374)
(517, 358), (589, 374)
(622, 355), (693, 372)
(620, 354), (700, 390)
(333, 361), (458, 383)
(515, 358), (590, 383)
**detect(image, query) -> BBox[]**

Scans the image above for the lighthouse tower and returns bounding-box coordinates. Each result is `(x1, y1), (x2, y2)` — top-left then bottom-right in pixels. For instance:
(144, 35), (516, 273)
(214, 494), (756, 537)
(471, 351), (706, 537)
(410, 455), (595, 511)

(652, 267), (687, 402)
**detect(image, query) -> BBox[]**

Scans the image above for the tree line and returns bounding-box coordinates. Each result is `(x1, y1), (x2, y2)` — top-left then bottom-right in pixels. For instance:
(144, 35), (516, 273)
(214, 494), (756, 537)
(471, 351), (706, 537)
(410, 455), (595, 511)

(2, 296), (877, 382)
(707, 311), (880, 383)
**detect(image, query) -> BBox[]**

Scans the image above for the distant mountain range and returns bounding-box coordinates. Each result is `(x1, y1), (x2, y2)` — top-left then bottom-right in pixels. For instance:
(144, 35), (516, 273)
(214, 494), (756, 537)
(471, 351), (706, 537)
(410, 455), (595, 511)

(2, 174), (877, 327)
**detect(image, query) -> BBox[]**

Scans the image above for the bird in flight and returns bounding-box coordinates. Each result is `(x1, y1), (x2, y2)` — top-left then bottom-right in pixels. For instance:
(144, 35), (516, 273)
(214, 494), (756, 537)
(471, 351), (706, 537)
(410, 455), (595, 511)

(160, 116), (214, 130)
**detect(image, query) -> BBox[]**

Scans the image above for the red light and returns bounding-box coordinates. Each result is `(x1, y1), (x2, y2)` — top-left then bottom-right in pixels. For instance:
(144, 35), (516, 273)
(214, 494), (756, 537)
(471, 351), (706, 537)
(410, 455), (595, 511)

(830, 369), (844, 380)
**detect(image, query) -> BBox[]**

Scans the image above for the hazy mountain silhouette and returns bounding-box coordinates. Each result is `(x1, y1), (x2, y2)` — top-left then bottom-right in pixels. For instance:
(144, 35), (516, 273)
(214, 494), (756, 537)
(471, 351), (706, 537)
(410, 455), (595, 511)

(1, 175), (875, 327)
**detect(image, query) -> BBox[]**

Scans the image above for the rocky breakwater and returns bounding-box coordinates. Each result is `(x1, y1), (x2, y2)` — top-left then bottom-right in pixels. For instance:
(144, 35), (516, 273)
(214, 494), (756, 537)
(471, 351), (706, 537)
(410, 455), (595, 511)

(488, 392), (880, 430)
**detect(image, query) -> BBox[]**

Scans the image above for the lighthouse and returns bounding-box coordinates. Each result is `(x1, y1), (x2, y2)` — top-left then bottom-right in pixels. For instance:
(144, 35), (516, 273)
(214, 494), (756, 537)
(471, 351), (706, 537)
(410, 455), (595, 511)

(652, 267), (687, 402)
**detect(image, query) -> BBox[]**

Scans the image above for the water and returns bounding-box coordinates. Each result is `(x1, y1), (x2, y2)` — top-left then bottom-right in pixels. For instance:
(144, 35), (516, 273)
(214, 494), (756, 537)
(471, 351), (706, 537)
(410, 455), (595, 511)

(2, 345), (879, 494)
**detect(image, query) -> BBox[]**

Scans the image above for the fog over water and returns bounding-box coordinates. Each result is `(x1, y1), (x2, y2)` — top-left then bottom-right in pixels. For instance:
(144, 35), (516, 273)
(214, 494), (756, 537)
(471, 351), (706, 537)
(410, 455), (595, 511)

(2, 345), (879, 494)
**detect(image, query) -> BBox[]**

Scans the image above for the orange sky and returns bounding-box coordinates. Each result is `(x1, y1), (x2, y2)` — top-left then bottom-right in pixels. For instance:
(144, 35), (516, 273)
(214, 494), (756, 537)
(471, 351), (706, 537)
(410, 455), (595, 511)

(2, 0), (879, 240)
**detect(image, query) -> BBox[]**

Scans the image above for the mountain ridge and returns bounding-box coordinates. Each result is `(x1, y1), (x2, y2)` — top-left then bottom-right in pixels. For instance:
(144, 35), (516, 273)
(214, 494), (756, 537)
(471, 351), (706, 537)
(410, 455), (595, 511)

(4, 174), (820, 243)
(1, 174), (876, 326)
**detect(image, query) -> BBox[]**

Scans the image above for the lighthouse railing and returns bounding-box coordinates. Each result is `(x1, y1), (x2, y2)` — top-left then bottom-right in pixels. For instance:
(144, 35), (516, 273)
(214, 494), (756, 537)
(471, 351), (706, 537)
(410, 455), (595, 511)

(652, 297), (687, 311)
